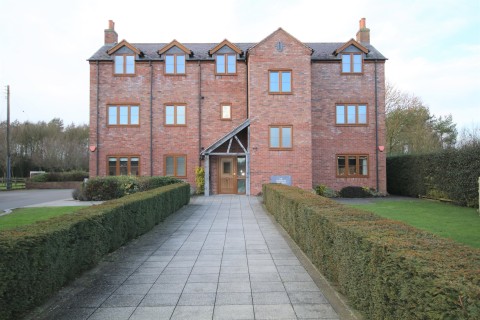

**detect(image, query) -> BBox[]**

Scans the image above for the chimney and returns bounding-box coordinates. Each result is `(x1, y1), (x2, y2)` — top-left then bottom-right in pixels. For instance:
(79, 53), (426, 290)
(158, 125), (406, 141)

(356, 17), (370, 45)
(104, 20), (118, 45)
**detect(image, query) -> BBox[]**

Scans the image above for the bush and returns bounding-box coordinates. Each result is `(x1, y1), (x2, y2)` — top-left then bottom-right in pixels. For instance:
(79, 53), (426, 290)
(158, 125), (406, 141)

(387, 144), (480, 207)
(29, 171), (88, 182)
(315, 184), (338, 198)
(263, 184), (480, 319)
(339, 186), (372, 198)
(79, 176), (183, 201)
(195, 167), (205, 194)
(0, 182), (190, 320)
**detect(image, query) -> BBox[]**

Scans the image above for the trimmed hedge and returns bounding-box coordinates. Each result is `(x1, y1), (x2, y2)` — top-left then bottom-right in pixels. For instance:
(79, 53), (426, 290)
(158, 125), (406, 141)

(387, 144), (480, 207)
(81, 176), (184, 201)
(263, 184), (480, 319)
(0, 182), (190, 320)
(30, 171), (88, 182)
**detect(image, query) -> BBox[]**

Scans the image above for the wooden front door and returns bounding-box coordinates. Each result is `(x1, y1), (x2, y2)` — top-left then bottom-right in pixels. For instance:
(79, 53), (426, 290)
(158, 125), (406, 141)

(219, 157), (236, 194)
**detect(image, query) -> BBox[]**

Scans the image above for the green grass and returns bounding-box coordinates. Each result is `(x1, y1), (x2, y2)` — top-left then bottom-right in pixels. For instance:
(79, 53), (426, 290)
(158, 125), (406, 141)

(351, 199), (480, 248)
(0, 182), (25, 191)
(0, 206), (84, 231)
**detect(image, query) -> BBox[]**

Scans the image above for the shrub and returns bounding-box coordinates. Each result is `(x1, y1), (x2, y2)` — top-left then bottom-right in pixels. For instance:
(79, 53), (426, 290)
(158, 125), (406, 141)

(315, 184), (338, 198)
(80, 176), (183, 201)
(339, 186), (372, 198)
(387, 144), (480, 207)
(29, 171), (89, 182)
(0, 182), (190, 320)
(263, 184), (480, 319)
(195, 167), (205, 194)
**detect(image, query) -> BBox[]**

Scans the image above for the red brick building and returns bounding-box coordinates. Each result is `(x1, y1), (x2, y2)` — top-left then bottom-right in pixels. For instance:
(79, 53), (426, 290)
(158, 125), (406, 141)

(88, 19), (387, 195)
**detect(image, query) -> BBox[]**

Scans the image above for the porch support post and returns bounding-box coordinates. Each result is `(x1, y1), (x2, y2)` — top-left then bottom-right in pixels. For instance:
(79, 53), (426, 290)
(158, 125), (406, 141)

(204, 155), (210, 196)
(246, 153), (250, 196)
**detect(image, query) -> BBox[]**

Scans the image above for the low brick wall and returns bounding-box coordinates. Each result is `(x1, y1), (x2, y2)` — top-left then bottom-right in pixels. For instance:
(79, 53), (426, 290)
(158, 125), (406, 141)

(26, 181), (82, 189)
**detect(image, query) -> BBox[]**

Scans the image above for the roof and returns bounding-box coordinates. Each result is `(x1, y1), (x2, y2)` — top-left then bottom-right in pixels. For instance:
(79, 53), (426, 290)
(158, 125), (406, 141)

(88, 41), (386, 62)
(201, 119), (250, 155)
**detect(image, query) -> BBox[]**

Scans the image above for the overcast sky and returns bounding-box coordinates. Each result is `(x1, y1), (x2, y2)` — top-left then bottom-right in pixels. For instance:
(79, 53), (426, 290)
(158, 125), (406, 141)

(0, 0), (478, 130)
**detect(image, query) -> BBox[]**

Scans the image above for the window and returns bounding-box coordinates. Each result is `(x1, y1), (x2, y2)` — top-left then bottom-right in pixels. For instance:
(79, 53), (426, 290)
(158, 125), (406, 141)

(165, 54), (186, 74)
(337, 155), (368, 177)
(165, 104), (186, 125)
(108, 156), (139, 176)
(114, 55), (135, 75)
(108, 105), (139, 126)
(216, 54), (236, 74)
(165, 155), (186, 178)
(221, 104), (231, 120)
(269, 70), (292, 93)
(336, 104), (367, 125)
(342, 53), (362, 73)
(269, 125), (293, 150)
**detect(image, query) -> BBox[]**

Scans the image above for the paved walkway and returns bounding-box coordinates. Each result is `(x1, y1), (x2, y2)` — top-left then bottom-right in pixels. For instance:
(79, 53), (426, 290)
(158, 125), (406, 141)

(29, 196), (354, 320)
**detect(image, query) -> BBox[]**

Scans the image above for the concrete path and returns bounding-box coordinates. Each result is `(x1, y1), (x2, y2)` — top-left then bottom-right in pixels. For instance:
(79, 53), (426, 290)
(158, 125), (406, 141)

(28, 196), (356, 320)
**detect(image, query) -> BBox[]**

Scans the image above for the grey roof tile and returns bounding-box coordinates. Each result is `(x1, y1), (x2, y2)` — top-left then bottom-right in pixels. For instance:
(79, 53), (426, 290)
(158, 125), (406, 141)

(88, 41), (386, 61)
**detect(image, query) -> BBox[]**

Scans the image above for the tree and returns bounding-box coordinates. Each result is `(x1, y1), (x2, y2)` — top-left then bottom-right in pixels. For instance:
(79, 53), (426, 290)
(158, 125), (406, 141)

(385, 82), (457, 155)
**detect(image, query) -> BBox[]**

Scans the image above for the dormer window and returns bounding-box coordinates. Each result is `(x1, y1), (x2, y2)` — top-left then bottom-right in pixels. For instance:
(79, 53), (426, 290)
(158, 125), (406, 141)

(114, 54), (135, 74)
(342, 53), (362, 73)
(165, 54), (186, 74)
(216, 54), (236, 74)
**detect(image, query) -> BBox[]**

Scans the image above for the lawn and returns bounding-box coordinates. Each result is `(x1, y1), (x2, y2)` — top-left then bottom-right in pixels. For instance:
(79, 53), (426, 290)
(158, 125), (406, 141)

(351, 199), (480, 248)
(0, 206), (84, 231)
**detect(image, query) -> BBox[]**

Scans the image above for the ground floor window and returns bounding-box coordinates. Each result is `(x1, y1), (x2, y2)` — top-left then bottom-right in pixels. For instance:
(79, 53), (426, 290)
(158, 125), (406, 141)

(337, 154), (368, 177)
(108, 156), (139, 176)
(165, 155), (186, 178)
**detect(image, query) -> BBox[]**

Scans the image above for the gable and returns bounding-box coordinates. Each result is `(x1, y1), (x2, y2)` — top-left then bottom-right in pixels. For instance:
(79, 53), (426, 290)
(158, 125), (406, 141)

(209, 39), (243, 55)
(334, 38), (369, 55)
(158, 40), (192, 56)
(247, 28), (313, 56)
(107, 39), (141, 55)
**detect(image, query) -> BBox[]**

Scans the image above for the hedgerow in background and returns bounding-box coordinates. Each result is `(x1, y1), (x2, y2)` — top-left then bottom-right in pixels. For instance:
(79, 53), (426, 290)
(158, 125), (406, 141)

(195, 166), (205, 194)
(73, 176), (183, 201)
(0, 182), (190, 320)
(29, 171), (88, 182)
(263, 184), (480, 319)
(387, 143), (480, 207)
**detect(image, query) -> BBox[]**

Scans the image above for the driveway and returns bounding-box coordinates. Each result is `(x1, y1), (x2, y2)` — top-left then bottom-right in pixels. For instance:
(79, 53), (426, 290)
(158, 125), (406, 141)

(0, 189), (75, 211)
(26, 195), (359, 320)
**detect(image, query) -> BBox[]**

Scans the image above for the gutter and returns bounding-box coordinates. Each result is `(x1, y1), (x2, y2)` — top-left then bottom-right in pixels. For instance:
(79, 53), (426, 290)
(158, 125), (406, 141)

(150, 61), (154, 176)
(198, 61), (202, 166)
(96, 61), (100, 176)
(374, 59), (379, 192)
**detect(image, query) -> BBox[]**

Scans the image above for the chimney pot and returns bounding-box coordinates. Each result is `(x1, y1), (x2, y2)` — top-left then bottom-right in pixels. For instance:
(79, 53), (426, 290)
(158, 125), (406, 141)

(104, 20), (118, 45)
(356, 17), (370, 45)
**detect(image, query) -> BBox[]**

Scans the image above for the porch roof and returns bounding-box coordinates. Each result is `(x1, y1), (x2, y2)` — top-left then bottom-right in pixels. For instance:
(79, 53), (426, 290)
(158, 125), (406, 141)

(201, 119), (250, 155)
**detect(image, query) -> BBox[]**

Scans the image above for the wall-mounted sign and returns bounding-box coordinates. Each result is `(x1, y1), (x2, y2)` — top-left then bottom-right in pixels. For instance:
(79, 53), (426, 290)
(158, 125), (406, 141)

(270, 175), (292, 186)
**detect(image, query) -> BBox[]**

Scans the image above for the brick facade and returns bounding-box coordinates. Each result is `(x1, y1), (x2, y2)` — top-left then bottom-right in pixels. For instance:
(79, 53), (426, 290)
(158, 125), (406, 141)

(89, 19), (387, 195)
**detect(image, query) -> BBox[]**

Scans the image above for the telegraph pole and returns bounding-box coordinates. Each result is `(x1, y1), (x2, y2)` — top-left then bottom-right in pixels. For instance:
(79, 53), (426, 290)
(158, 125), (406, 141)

(6, 85), (11, 190)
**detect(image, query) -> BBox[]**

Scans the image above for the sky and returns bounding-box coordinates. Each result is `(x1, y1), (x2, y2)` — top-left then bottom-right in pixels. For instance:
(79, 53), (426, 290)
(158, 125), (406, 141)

(0, 0), (479, 130)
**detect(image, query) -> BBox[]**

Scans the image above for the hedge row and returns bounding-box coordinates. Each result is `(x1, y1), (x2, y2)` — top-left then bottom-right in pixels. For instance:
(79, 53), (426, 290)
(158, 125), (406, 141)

(77, 176), (184, 201)
(387, 144), (480, 207)
(0, 182), (190, 320)
(30, 171), (88, 182)
(263, 184), (480, 319)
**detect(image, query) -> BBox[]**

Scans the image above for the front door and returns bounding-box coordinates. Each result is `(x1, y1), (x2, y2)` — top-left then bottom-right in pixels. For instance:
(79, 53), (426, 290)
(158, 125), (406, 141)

(219, 157), (235, 194)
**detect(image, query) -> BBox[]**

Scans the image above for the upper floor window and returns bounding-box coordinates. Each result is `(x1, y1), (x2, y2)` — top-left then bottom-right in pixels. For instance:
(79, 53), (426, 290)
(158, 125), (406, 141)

(221, 104), (232, 120)
(216, 54), (236, 74)
(269, 125), (293, 150)
(108, 156), (139, 176)
(165, 104), (186, 125)
(114, 55), (135, 75)
(165, 155), (186, 178)
(108, 105), (139, 126)
(165, 54), (185, 74)
(336, 104), (367, 125)
(269, 70), (292, 94)
(337, 155), (368, 177)
(342, 53), (362, 73)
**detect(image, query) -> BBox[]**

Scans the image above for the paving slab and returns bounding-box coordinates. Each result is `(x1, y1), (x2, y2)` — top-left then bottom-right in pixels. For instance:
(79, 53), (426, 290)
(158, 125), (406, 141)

(26, 195), (359, 320)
